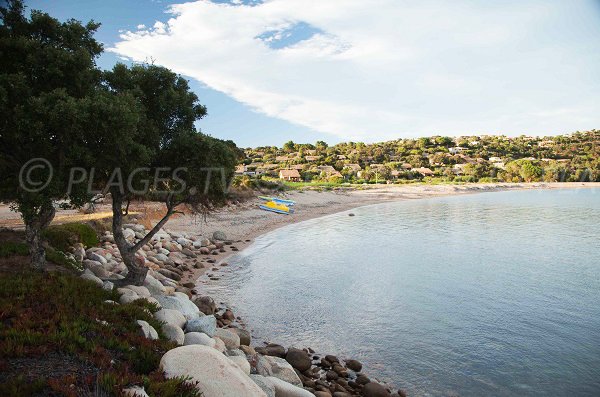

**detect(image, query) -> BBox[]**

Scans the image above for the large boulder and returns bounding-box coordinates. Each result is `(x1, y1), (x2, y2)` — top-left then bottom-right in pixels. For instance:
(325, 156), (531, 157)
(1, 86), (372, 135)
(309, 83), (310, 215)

(229, 355), (251, 375)
(250, 375), (276, 397)
(345, 359), (362, 372)
(361, 383), (391, 397)
(183, 332), (216, 347)
(160, 345), (267, 397)
(154, 295), (201, 320)
(256, 344), (286, 358)
(154, 309), (187, 329)
(285, 348), (312, 372)
(137, 320), (159, 340)
(80, 269), (103, 287)
(144, 274), (166, 295)
(213, 231), (227, 241)
(230, 327), (251, 346)
(185, 315), (217, 336)
(123, 285), (151, 297)
(267, 376), (315, 397)
(161, 323), (185, 345)
(193, 295), (217, 315)
(256, 355), (302, 387)
(215, 328), (241, 350)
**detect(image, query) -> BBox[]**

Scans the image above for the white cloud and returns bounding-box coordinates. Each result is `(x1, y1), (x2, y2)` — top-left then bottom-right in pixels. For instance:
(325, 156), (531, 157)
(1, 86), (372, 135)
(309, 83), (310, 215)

(110, 0), (600, 140)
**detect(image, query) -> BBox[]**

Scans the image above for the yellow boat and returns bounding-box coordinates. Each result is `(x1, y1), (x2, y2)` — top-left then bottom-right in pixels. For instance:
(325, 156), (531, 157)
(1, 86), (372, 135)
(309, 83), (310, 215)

(259, 200), (294, 214)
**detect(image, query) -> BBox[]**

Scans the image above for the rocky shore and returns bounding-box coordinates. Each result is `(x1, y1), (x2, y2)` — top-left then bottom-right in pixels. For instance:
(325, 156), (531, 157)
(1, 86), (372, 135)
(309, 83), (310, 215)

(75, 221), (405, 397)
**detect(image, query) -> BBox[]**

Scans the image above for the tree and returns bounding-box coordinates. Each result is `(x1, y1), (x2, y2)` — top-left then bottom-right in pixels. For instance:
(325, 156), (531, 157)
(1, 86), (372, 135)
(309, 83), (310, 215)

(99, 64), (237, 286)
(283, 140), (296, 153)
(0, 0), (106, 269)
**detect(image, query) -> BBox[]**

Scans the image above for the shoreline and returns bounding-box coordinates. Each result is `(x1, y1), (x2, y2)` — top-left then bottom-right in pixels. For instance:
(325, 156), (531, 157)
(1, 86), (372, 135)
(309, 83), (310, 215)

(171, 181), (600, 287)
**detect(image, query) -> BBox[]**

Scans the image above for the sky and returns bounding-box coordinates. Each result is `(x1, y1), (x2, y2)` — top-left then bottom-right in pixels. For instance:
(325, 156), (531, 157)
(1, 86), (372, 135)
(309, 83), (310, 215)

(25, 0), (600, 148)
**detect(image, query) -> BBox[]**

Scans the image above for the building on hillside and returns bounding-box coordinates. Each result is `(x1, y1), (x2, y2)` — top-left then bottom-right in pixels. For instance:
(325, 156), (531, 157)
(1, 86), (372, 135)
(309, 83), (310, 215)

(390, 170), (402, 179)
(305, 155), (321, 162)
(337, 155), (347, 160)
(488, 157), (502, 163)
(343, 164), (362, 172)
(449, 147), (466, 154)
(317, 165), (336, 173)
(276, 155), (291, 162)
(369, 164), (384, 169)
(401, 163), (413, 170)
(279, 169), (301, 182)
(414, 167), (435, 177)
(305, 149), (317, 155)
(291, 164), (305, 170)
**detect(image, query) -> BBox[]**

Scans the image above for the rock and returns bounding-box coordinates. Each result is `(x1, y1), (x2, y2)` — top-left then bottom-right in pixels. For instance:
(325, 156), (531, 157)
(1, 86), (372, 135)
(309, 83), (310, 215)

(345, 359), (362, 372)
(355, 375), (370, 385)
(240, 345), (257, 355)
(285, 348), (312, 372)
(325, 355), (339, 364)
(250, 375), (276, 397)
(222, 309), (235, 321)
(158, 268), (181, 281)
(183, 332), (216, 347)
(256, 355), (303, 387)
(143, 296), (161, 308)
(86, 251), (107, 264)
(215, 328), (241, 350)
(314, 392), (332, 397)
(185, 315), (217, 336)
(137, 320), (159, 340)
(213, 231), (227, 241)
(154, 295), (201, 320)
(193, 295), (217, 315)
(119, 293), (141, 305)
(230, 327), (251, 346)
(144, 274), (166, 295)
(213, 336), (226, 353)
(177, 237), (193, 247)
(80, 270), (103, 287)
(154, 308), (187, 329)
(123, 228), (136, 241)
(102, 280), (114, 291)
(200, 247), (210, 255)
(361, 383), (391, 397)
(160, 345), (267, 397)
(123, 385), (150, 397)
(229, 355), (251, 375)
(267, 376), (315, 397)
(162, 323), (185, 345)
(256, 344), (286, 358)
(123, 285), (151, 297)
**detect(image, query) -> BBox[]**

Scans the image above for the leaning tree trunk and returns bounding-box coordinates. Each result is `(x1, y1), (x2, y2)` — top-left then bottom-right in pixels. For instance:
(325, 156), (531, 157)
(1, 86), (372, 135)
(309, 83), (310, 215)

(111, 189), (176, 287)
(24, 204), (56, 270)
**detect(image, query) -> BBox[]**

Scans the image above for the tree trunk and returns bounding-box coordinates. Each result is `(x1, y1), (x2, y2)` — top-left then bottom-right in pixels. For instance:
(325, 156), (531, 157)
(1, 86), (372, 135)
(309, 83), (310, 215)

(24, 204), (55, 270)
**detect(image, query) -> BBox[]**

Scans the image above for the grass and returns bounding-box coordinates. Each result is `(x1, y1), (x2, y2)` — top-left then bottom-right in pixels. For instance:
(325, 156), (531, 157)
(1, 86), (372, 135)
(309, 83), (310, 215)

(0, 269), (200, 397)
(0, 241), (29, 258)
(42, 223), (99, 251)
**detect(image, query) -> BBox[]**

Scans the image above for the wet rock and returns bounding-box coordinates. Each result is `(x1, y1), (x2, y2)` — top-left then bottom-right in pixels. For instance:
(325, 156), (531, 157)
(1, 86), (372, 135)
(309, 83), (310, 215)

(285, 348), (312, 372)
(361, 382), (391, 397)
(230, 327), (251, 346)
(256, 355), (303, 387)
(345, 359), (362, 372)
(256, 343), (286, 358)
(193, 295), (217, 315)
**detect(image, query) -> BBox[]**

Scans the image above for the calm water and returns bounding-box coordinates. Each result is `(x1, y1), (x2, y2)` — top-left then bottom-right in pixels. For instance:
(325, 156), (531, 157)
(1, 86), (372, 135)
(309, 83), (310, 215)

(202, 188), (600, 396)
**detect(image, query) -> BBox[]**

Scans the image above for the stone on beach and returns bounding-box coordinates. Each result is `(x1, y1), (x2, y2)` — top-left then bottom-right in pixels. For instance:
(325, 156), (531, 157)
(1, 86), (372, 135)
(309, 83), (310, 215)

(214, 328), (241, 350)
(361, 382), (391, 397)
(250, 375), (276, 397)
(345, 359), (363, 372)
(193, 295), (217, 315)
(137, 320), (159, 340)
(183, 332), (216, 347)
(267, 376), (315, 397)
(229, 327), (251, 346)
(285, 348), (312, 372)
(154, 308), (186, 329)
(229, 355), (251, 375)
(160, 345), (267, 397)
(256, 355), (303, 387)
(161, 323), (185, 345)
(185, 315), (217, 336)
(154, 294), (201, 320)
(213, 230), (227, 241)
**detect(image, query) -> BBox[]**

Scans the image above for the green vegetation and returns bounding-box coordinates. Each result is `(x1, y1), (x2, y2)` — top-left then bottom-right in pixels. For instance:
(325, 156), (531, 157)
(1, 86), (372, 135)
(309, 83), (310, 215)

(0, 270), (200, 396)
(43, 223), (99, 251)
(0, 241), (29, 258)
(239, 130), (600, 185)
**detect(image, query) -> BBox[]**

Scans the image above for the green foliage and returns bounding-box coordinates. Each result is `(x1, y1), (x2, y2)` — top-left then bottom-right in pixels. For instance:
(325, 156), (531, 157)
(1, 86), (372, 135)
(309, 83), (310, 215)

(43, 222), (99, 251)
(0, 270), (197, 396)
(0, 241), (28, 257)
(45, 247), (83, 272)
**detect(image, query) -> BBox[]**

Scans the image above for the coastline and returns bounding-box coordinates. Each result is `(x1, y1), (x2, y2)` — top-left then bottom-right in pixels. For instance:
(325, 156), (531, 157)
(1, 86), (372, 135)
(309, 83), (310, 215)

(170, 181), (600, 286)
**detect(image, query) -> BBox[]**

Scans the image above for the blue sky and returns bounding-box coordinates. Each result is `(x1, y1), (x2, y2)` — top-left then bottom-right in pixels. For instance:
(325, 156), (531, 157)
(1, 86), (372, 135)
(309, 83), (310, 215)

(25, 0), (600, 147)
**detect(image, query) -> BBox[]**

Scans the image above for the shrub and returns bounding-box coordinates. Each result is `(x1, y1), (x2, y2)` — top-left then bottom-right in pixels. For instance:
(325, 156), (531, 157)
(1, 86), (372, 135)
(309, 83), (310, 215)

(43, 223), (99, 251)
(0, 271), (198, 396)
(45, 247), (83, 272)
(0, 241), (29, 258)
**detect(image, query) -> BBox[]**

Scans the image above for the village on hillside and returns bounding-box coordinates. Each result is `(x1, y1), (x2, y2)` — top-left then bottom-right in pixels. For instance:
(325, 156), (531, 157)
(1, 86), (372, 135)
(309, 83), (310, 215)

(236, 130), (600, 184)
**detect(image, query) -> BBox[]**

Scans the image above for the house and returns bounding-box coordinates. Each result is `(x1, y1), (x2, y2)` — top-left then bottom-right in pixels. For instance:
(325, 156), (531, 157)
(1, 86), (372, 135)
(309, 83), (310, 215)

(390, 170), (402, 179)
(305, 155), (321, 162)
(369, 164), (384, 169)
(488, 157), (502, 163)
(317, 165), (336, 173)
(336, 155), (347, 160)
(291, 164), (305, 170)
(235, 164), (256, 176)
(279, 169), (301, 182)
(449, 147), (466, 154)
(276, 155), (291, 162)
(305, 149), (317, 155)
(401, 163), (412, 170)
(414, 167), (435, 177)
(343, 164), (362, 172)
